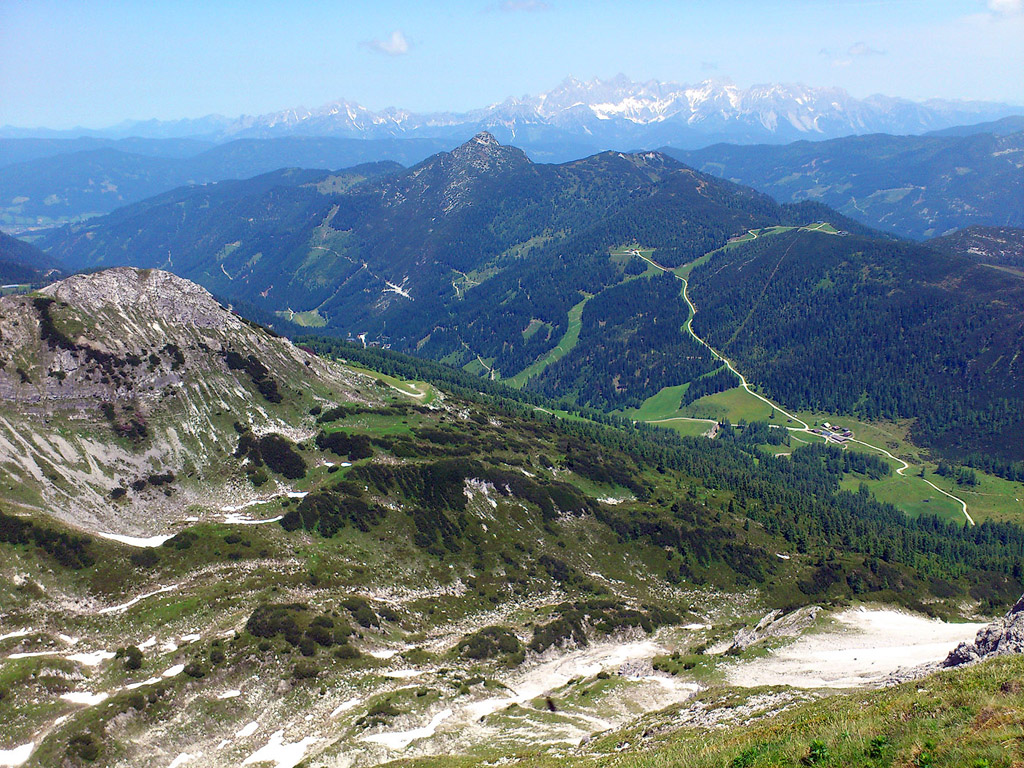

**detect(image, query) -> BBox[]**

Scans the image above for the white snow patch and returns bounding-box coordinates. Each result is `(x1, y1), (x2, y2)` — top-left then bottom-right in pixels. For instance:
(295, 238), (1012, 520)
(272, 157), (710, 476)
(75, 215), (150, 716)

(330, 697), (362, 717)
(66, 650), (115, 666)
(383, 669), (423, 679)
(168, 753), (198, 768)
(61, 691), (109, 706)
(95, 531), (174, 548)
(162, 664), (185, 678)
(138, 636), (158, 650)
(235, 721), (259, 739)
(98, 583), (180, 615)
(241, 730), (318, 768)
(7, 650), (61, 660)
(0, 628), (32, 642)
(0, 742), (34, 767)
(368, 649), (399, 660)
(180, 633), (201, 644)
(218, 689), (242, 699)
(223, 513), (284, 525)
(125, 677), (162, 690)
(220, 498), (273, 513)
(360, 709), (453, 750)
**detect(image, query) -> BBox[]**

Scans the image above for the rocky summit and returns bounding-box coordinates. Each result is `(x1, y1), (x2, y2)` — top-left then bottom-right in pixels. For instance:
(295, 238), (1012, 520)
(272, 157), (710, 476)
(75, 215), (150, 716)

(0, 267), (373, 533)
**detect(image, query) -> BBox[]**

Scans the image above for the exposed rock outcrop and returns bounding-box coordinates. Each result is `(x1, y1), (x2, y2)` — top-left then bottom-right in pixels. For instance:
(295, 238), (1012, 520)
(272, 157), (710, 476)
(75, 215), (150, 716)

(943, 594), (1024, 668)
(721, 605), (822, 654)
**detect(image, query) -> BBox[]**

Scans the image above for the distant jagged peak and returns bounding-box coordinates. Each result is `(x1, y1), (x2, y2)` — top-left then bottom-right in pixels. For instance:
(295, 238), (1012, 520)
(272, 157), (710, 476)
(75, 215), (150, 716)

(444, 130), (532, 172)
(469, 130), (500, 146)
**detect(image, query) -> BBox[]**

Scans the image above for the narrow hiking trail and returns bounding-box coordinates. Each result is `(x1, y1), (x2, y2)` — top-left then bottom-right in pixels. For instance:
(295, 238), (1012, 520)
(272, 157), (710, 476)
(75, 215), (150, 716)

(628, 239), (975, 526)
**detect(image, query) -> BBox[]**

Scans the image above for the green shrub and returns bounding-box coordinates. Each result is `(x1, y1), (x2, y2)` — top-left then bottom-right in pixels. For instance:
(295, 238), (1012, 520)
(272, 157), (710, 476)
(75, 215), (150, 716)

(119, 645), (143, 671)
(458, 626), (523, 662)
(341, 597), (379, 628)
(246, 603), (309, 645)
(68, 733), (101, 762)
(293, 662), (319, 680)
(257, 435), (306, 479)
(866, 735), (889, 759)
(162, 531), (198, 551)
(333, 643), (361, 660)
(803, 739), (829, 765)
(129, 549), (159, 568)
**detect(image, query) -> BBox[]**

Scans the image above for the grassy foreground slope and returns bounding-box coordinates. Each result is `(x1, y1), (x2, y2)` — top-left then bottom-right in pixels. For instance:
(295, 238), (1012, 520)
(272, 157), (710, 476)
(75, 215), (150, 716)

(400, 655), (1024, 768)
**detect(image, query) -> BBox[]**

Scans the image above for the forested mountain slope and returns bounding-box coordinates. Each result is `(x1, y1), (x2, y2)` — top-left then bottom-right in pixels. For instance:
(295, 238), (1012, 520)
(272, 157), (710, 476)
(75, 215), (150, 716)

(670, 130), (1024, 239)
(0, 230), (62, 284)
(687, 229), (1024, 461)
(37, 135), (864, 399)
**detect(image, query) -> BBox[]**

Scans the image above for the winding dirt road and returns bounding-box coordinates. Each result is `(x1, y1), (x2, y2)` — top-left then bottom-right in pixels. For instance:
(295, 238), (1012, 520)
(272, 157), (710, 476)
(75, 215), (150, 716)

(629, 244), (974, 526)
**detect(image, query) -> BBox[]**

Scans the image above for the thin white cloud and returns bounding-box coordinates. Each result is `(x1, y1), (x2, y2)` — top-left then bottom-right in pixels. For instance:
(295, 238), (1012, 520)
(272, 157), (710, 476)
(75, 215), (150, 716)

(701, 61), (719, 71)
(362, 30), (411, 56)
(848, 41), (886, 56)
(498, 0), (551, 11)
(987, 0), (1023, 15)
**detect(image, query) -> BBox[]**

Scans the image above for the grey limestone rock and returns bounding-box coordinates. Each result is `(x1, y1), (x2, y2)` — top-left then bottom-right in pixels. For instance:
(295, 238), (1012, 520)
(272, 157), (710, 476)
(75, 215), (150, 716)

(943, 594), (1024, 668)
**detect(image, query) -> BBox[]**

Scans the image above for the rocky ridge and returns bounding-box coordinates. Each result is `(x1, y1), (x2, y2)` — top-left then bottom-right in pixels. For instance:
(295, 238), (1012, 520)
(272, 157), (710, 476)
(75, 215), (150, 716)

(0, 267), (376, 533)
(944, 594), (1024, 667)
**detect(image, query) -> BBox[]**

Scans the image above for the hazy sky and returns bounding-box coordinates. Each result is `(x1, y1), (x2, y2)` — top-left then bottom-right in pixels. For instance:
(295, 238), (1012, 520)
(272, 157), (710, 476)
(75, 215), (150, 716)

(2, 0), (1022, 129)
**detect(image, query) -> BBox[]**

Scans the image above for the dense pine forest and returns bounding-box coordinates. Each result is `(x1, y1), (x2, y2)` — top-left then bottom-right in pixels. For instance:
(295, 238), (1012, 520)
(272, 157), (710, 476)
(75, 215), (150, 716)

(688, 230), (1024, 462)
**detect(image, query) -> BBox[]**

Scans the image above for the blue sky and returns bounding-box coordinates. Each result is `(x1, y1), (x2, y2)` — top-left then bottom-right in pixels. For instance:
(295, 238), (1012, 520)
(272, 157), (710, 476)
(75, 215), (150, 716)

(1, 0), (1022, 128)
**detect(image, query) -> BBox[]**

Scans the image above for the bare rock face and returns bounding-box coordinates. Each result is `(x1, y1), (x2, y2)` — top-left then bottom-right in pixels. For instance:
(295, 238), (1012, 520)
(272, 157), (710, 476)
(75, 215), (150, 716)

(39, 267), (232, 331)
(943, 594), (1024, 667)
(727, 605), (821, 653)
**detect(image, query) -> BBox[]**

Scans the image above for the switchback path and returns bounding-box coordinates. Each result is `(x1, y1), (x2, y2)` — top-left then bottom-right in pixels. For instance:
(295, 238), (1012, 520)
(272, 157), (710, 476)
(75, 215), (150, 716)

(629, 243), (974, 526)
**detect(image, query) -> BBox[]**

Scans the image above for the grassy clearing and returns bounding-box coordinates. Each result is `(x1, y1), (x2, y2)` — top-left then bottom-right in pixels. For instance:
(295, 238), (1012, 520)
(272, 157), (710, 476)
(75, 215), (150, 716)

(521, 318), (550, 342)
(682, 386), (776, 423)
(647, 418), (715, 438)
(840, 472), (963, 522)
(624, 383), (691, 422)
(340, 362), (434, 404)
(924, 469), (1024, 525)
(507, 296), (589, 388)
(275, 308), (327, 327)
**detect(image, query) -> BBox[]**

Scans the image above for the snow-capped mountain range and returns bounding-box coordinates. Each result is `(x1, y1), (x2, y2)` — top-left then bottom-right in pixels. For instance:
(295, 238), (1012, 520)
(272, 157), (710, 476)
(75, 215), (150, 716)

(5, 76), (1022, 154)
